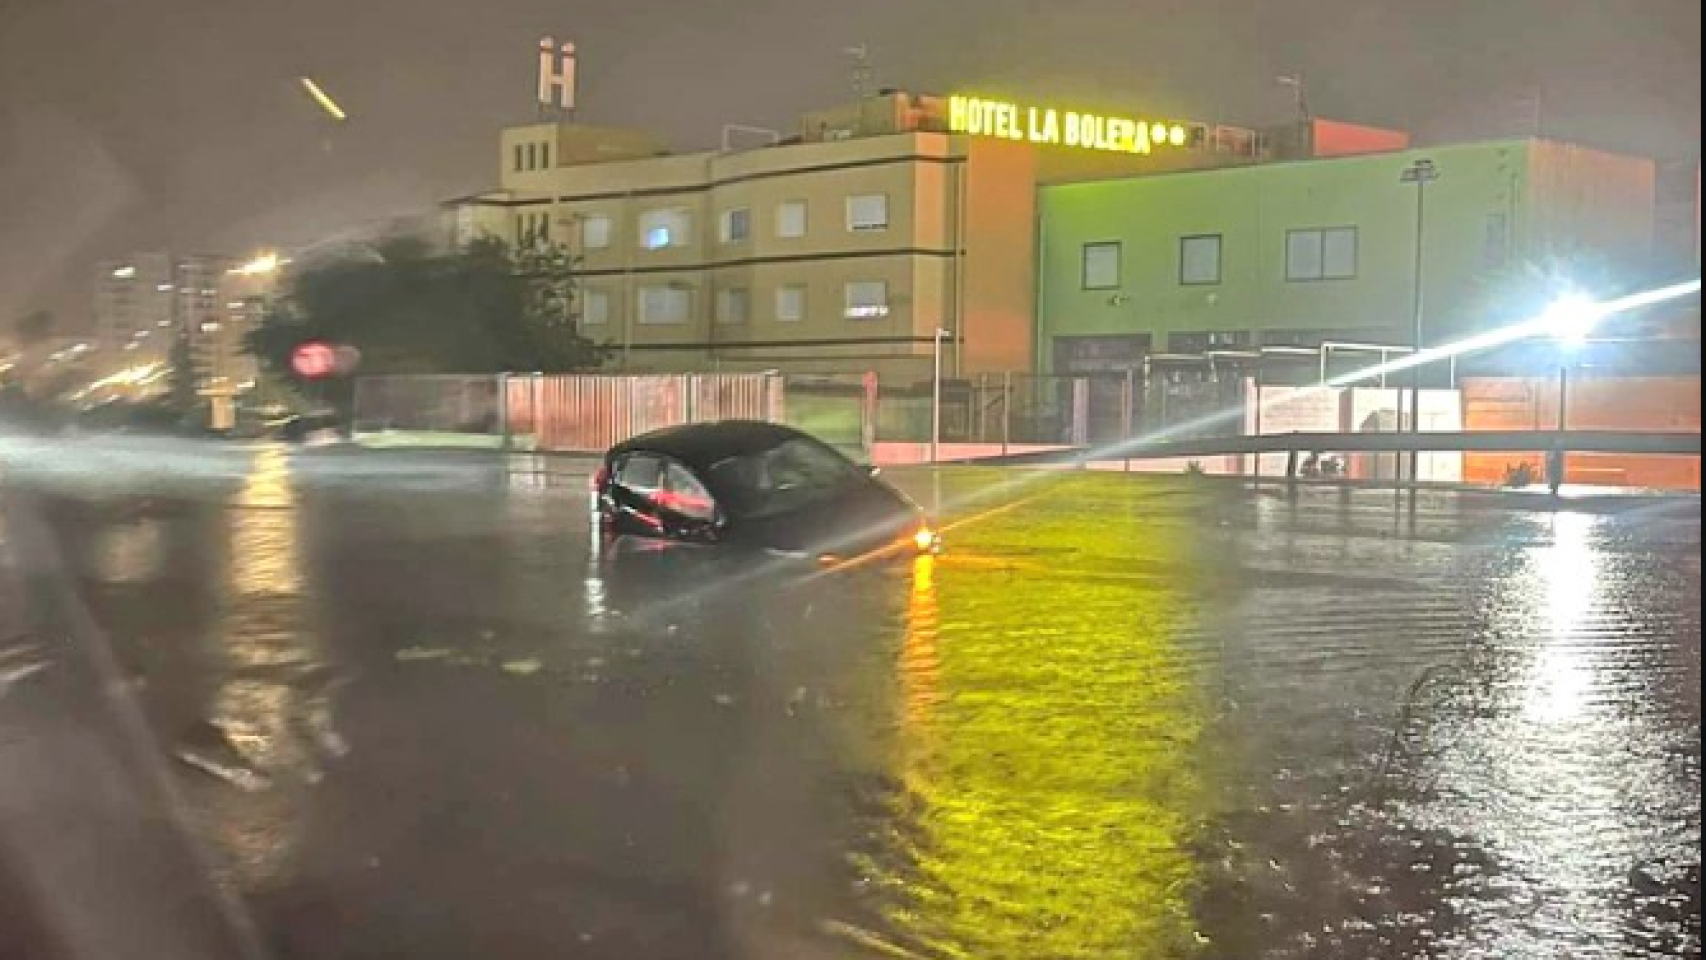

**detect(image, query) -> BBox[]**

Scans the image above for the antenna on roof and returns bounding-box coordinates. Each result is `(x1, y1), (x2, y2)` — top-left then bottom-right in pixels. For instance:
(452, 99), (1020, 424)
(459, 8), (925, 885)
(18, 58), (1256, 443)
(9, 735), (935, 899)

(845, 44), (873, 99)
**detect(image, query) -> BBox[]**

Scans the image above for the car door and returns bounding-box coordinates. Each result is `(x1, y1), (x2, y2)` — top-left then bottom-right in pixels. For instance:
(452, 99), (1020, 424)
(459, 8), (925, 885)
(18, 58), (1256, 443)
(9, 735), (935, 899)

(609, 453), (722, 543)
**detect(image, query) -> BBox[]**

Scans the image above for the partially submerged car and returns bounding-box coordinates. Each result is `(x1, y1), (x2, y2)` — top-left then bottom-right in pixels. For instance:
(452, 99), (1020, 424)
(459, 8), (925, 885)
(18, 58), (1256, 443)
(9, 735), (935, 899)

(594, 421), (938, 562)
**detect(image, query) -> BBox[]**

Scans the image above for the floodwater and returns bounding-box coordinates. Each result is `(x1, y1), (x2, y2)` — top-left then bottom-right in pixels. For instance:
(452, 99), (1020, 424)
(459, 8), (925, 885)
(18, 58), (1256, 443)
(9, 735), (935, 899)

(2, 441), (1699, 959)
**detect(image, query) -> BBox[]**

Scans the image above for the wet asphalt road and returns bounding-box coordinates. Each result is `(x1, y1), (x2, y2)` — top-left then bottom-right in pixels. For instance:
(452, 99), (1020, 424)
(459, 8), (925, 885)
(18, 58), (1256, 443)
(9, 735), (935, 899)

(1, 439), (1701, 959)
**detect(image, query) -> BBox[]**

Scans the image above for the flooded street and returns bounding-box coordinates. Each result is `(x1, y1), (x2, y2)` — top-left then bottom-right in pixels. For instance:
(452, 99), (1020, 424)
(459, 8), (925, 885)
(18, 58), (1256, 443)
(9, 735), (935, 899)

(3, 442), (1700, 959)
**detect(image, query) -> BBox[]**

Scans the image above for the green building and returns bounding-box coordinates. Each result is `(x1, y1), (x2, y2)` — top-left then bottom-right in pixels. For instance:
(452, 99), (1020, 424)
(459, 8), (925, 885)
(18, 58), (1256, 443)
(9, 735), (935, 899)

(1036, 139), (1657, 375)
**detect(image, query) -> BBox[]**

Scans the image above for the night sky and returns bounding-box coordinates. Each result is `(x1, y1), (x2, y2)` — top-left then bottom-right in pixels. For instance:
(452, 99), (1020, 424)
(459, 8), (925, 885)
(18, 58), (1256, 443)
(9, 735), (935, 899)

(1, 0), (1699, 330)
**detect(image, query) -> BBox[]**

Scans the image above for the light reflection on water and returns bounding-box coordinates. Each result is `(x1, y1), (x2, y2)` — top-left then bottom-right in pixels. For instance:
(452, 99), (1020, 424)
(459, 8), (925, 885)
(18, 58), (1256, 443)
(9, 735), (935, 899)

(201, 446), (328, 886)
(868, 474), (1208, 960)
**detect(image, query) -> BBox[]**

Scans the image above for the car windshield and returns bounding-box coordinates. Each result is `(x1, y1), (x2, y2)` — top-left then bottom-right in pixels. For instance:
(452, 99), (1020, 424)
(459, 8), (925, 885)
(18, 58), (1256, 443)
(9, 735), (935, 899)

(707, 437), (862, 519)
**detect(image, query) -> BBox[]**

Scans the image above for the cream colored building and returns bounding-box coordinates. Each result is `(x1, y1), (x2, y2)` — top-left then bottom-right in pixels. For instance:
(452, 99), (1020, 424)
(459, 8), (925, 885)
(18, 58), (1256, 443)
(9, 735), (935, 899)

(446, 92), (1276, 379)
(448, 94), (1043, 379)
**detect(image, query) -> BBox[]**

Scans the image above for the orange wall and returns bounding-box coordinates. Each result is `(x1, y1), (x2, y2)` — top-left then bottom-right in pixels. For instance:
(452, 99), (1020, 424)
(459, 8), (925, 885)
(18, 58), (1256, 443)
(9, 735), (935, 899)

(1462, 375), (1701, 489)
(959, 138), (1038, 373)
(1311, 119), (1411, 157)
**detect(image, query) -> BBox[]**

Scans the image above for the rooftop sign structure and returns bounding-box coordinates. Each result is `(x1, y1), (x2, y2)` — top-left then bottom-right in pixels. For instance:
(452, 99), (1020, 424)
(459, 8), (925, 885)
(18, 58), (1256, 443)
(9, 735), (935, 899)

(948, 95), (1190, 156)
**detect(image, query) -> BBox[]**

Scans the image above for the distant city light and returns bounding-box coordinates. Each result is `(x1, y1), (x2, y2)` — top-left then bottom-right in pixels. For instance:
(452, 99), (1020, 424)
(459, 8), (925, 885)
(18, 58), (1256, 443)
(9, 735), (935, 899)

(156, 283), (174, 292)
(232, 252), (283, 276)
(112, 265), (136, 279)
(299, 77), (348, 121)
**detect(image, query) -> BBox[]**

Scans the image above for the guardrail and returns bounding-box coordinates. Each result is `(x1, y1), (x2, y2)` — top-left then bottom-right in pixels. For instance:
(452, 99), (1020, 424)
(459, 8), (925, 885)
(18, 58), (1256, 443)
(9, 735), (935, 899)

(970, 430), (1702, 469)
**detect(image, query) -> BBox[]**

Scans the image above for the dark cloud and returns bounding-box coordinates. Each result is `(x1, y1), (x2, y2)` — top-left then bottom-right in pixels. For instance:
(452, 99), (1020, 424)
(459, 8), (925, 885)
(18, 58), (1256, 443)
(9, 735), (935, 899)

(1, 0), (1698, 328)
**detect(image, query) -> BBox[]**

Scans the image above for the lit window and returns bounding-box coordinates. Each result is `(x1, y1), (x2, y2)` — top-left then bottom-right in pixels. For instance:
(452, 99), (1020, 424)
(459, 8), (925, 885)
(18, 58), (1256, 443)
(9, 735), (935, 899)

(776, 200), (808, 239)
(847, 194), (889, 232)
(844, 281), (890, 320)
(200, 321), (221, 333)
(1180, 235), (1222, 286)
(581, 289), (610, 326)
(640, 208), (692, 250)
(716, 287), (749, 324)
(639, 286), (691, 324)
(1082, 242), (1121, 290)
(775, 285), (806, 322)
(581, 215), (612, 249)
(1286, 227), (1358, 281)
(720, 208), (751, 244)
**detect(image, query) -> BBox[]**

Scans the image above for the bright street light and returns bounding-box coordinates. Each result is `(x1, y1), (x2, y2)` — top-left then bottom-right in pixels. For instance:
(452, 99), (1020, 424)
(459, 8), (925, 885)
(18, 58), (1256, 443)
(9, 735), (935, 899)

(1542, 293), (1603, 347)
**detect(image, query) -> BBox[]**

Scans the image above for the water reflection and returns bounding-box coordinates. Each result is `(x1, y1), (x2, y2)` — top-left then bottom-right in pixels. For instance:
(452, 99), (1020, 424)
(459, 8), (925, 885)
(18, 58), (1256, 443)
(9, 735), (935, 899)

(869, 474), (1207, 960)
(199, 446), (329, 886)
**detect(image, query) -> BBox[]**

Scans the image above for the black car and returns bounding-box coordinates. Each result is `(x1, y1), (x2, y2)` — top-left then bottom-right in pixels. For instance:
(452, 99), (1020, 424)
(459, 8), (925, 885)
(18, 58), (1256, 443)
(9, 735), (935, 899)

(594, 421), (939, 561)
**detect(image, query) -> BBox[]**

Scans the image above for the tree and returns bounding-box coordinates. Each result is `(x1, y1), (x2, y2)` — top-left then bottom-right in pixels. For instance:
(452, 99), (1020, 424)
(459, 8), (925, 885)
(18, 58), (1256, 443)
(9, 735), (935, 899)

(246, 237), (601, 378)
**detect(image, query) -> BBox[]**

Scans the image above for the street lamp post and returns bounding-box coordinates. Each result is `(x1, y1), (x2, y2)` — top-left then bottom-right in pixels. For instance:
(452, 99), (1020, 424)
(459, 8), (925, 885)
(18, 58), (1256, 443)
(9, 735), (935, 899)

(1399, 158), (1440, 483)
(931, 327), (951, 464)
(1543, 294), (1597, 495)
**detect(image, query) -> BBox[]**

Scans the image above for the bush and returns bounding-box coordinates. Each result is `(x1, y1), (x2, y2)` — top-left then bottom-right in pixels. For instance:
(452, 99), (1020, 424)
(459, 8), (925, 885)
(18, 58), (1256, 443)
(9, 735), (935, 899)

(1503, 462), (1539, 488)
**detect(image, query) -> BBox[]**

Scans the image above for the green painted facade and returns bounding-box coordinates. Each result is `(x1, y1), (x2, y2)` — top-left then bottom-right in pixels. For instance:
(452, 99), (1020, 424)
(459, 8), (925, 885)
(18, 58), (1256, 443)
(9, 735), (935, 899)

(1036, 139), (1656, 372)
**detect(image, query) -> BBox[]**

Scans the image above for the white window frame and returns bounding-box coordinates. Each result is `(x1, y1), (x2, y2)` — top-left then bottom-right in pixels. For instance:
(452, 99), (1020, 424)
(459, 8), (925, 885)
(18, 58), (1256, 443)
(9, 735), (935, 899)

(776, 200), (808, 239)
(581, 214), (612, 250)
(844, 281), (890, 320)
(775, 285), (807, 323)
(638, 286), (691, 325)
(639, 207), (692, 251)
(1082, 242), (1121, 290)
(715, 286), (749, 325)
(846, 194), (890, 232)
(1179, 235), (1223, 286)
(719, 207), (751, 244)
(581, 288), (611, 326)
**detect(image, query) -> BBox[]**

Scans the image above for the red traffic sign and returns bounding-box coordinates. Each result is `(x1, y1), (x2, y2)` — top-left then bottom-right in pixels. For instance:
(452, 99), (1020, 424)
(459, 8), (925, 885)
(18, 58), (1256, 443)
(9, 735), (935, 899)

(291, 341), (337, 379)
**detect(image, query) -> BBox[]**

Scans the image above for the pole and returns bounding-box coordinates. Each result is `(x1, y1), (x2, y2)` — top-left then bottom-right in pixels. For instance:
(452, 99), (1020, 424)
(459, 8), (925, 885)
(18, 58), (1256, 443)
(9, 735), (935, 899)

(1408, 176), (1426, 483)
(930, 328), (946, 464)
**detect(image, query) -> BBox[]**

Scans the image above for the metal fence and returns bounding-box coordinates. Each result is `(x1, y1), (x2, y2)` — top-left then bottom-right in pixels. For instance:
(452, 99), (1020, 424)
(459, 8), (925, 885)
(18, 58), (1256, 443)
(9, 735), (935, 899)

(352, 366), (1304, 456)
(355, 373), (784, 453)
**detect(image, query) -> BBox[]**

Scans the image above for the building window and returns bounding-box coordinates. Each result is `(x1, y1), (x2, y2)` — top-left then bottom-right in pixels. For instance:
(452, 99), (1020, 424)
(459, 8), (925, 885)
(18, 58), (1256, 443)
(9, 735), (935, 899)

(1082, 242), (1121, 290)
(844, 281), (890, 320)
(776, 200), (808, 239)
(581, 214), (612, 250)
(716, 287), (750, 324)
(513, 144), (525, 172)
(1167, 330), (1251, 353)
(846, 194), (889, 232)
(640, 208), (692, 250)
(1179, 235), (1222, 286)
(538, 142), (551, 169)
(719, 207), (751, 244)
(525, 143), (538, 171)
(581, 289), (610, 326)
(775, 285), (806, 322)
(1286, 227), (1358, 281)
(639, 286), (691, 324)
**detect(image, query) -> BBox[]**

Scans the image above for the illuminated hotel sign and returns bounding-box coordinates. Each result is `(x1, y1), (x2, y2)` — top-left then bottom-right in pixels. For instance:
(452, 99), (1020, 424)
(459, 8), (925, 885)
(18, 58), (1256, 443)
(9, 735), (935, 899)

(948, 95), (1190, 155)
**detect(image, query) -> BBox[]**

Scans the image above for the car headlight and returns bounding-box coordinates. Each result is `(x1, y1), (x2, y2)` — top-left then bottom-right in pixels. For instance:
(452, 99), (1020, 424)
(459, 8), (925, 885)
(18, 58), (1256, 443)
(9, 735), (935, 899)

(913, 526), (942, 554)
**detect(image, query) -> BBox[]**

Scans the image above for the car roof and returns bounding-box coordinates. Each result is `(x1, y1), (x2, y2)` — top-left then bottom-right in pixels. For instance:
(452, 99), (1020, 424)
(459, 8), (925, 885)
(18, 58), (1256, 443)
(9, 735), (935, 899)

(609, 420), (812, 470)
